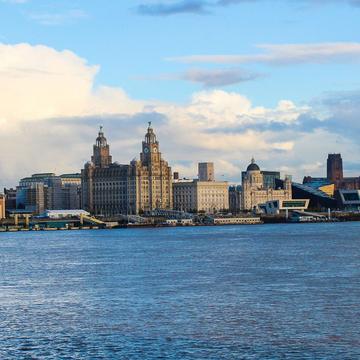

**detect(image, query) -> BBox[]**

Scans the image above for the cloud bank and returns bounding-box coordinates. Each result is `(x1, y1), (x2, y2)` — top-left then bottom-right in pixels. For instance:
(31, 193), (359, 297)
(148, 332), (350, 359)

(0, 43), (359, 189)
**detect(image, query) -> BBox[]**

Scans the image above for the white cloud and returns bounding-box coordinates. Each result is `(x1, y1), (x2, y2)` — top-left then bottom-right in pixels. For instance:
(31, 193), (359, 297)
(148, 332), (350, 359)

(28, 9), (88, 26)
(0, 43), (359, 188)
(169, 42), (360, 65)
(1, 0), (28, 3)
(0, 43), (143, 127)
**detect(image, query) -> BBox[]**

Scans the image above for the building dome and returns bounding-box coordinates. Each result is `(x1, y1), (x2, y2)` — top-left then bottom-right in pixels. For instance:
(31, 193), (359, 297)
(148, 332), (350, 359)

(247, 158), (260, 172)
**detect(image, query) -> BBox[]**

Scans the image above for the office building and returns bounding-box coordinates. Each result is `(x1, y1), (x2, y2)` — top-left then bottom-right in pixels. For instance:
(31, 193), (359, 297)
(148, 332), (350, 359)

(4, 188), (17, 212)
(198, 162), (214, 182)
(173, 163), (229, 213)
(16, 173), (81, 215)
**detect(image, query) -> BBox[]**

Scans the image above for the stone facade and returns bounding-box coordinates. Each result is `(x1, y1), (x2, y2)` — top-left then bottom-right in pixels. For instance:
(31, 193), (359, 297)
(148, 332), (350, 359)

(81, 124), (172, 216)
(132, 123), (172, 213)
(327, 153), (343, 182)
(241, 159), (292, 211)
(173, 178), (229, 213)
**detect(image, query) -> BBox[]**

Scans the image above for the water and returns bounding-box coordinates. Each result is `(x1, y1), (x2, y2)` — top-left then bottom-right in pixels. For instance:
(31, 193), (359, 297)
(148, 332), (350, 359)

(1, 223), (360, 359)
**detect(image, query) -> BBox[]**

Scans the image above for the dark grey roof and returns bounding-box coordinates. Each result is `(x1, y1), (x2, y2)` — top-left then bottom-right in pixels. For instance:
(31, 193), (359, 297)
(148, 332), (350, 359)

(247, 162), (260, 171)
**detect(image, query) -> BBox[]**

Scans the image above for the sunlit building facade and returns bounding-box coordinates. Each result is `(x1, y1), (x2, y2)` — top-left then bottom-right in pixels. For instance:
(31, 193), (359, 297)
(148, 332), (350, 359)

(81, 124), (172, 216)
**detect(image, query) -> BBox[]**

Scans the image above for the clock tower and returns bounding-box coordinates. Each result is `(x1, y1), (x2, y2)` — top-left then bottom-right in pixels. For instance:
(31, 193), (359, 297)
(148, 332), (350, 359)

(92, 126), (112, 168)
(141, 122), (160, 164)
(132, 122), (173, 213)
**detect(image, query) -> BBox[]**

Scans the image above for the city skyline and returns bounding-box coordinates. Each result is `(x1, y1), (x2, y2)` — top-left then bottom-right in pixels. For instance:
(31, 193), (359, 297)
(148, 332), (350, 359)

(1, 0), (360, 188)
(6, 124), (358, 189)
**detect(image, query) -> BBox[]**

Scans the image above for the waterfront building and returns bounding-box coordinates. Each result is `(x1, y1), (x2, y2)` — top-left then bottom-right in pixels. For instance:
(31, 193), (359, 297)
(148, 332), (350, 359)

(198, 162), (215, 182)
(17, 183), (46, 214)
(81, 124), (172, 216)
(302, 177), (335, 197)
(81, 127), (132, 216)
(242, 170), (280, 189)
(60, 174), (82, 209)
(131, 123), (173, 213)
(259, 199), (310, 215)
(0, 194), (5, 220)
(4, 188), (17, 212)
(241, 159), (292, 211)
(173, 164), (229, 213)
(276, 179), (337, 211)
(173, 179), (229, 213)
(43, 209), (90, 219)
(16, 173), (81, 215)
(336, 190), (360, 211)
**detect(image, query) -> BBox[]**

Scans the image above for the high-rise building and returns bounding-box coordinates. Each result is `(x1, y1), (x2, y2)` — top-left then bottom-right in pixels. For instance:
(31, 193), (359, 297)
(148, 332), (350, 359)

(81, 124), (172, 216)
(4, 188), (16, 212)
(327, 154), (343, 182)
(198, 162), (214, 182)
(16, 173), (81, 214)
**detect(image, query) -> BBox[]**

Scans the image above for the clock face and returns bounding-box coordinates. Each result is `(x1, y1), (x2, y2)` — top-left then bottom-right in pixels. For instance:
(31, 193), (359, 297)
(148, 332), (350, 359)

(144, 147), (149, 153)
(153, 147), (158, 153)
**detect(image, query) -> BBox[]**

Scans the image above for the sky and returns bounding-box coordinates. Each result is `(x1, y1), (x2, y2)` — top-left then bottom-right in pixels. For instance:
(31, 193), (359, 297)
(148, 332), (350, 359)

(0, 0), (360, 187)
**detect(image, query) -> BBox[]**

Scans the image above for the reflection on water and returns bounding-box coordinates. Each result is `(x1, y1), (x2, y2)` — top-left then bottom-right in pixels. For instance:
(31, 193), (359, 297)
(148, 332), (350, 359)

(1, 223), (360, 359)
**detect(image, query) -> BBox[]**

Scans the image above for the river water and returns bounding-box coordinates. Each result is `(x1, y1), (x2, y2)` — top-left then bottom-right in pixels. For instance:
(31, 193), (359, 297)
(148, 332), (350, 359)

(1, 223), (360, 359)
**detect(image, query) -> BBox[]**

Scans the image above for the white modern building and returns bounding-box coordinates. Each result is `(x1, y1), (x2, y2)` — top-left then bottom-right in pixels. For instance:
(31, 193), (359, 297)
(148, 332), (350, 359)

(259, 199), (310, 215)
(337, 190), (360, 211)
(43, 209), (90, 219)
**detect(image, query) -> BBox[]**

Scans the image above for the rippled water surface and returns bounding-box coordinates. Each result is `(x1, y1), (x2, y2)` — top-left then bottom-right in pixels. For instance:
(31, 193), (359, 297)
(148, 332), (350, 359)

(1, 223), (360, 359)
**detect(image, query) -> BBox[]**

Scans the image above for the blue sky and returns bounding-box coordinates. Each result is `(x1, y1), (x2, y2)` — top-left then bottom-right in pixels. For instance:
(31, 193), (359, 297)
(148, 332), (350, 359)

(0, 0), (360, 186)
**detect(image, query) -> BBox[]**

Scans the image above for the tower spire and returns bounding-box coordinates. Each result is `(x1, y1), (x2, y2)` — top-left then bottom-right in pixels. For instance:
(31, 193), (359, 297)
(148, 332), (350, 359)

(145, 122), (157, 144)
(92, 126), (112, 167)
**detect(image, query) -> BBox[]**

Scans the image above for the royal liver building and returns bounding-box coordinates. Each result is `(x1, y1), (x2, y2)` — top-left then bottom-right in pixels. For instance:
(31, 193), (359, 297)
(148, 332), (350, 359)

(81, 123), (172, 216)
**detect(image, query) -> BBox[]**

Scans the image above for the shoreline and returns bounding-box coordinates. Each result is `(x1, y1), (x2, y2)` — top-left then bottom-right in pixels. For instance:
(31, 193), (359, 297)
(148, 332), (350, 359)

(0, 217), (359, 233)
